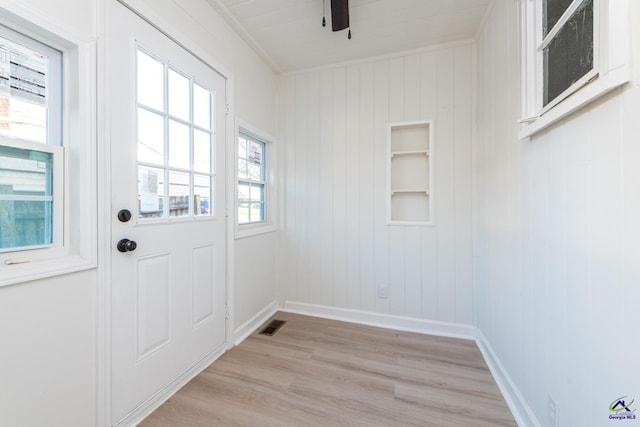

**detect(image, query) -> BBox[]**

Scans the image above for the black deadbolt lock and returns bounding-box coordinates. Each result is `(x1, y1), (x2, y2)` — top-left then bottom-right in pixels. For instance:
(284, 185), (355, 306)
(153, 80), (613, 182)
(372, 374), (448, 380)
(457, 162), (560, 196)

(117, 209), (132, 223)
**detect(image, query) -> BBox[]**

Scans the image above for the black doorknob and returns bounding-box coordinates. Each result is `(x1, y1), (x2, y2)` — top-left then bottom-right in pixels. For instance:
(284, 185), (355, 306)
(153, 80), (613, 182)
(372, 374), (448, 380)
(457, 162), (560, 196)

(117, 238), (137, 253)
(117, 209), (132, 222)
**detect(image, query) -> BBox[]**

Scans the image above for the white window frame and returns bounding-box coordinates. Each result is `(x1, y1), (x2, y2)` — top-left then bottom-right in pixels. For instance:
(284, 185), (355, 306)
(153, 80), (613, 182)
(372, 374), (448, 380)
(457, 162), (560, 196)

(0, 7), (97, 287)
(519, 0), (631, 139)
(235, 119), (276, 239)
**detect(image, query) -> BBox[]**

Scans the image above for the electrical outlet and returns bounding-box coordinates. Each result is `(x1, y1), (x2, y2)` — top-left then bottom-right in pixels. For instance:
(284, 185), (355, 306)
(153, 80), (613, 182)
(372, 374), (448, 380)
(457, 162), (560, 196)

(378, 285), (388, 299)
(548, 394), (558, 427)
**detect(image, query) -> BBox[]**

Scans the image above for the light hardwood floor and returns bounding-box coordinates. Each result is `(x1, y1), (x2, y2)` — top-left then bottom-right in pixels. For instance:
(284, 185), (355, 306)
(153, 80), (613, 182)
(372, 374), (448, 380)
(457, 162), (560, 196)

(140, 312), (516, 426)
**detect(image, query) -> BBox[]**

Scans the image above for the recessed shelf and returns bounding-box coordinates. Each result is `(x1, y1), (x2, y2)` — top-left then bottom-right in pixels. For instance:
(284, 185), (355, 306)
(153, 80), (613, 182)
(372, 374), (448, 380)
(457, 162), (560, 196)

(391, 150), (429, 158)
(391, 189), (429, 196)
(387, 120), (433, 226)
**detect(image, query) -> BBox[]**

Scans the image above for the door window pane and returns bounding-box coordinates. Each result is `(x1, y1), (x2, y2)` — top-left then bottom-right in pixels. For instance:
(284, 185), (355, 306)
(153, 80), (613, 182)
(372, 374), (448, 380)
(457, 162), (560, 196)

(193, 83), (211, 130)
(168, 119), (190, 169)
(136, 48), (215, 221)
(138, 108), (165, 165)
(193, 129), (211, 173)
(193, 174), (210, 215)
(168, 68), (190, 121)
(168, 170), (190, 217)
(137, 50), (164, 111)
(138, 166), (164, 219)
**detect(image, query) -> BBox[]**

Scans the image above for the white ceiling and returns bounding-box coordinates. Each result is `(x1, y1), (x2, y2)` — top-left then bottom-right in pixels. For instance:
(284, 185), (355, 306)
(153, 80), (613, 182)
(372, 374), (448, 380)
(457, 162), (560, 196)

(207, 0), (491, 72)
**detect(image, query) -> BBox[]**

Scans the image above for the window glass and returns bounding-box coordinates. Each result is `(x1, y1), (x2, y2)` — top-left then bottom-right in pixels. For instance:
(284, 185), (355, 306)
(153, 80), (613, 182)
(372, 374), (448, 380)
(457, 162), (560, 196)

(0, 24), (62, 255)
(237, 132), (266, 224)
(544, 0), (574, 35)
(168, 68), (189, 121)
(0, 145), (53, 251)
(137, 50), (164, 111)
(543, 0), (594, 106)
(136, 48), (214, 220)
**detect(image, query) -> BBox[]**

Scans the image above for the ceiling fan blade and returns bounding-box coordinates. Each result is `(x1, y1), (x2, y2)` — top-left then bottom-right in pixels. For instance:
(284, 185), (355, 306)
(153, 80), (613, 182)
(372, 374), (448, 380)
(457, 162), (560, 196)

(331, 0), (349, 32)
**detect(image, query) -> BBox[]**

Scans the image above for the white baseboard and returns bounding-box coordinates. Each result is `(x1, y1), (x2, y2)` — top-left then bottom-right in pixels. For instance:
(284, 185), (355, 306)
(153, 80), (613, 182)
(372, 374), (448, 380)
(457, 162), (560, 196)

(282, 301), (478, 340)
(282, 301), (539, 427)
(116, 344), (226, 427)
(476, 330), (541, 427)
(233, 301), (278, 346)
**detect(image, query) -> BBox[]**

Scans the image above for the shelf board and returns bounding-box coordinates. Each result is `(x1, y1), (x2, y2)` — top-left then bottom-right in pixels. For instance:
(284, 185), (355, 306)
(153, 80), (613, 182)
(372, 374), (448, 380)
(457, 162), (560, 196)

(391, 189), (429, 196)
(391, 150), (429, 158)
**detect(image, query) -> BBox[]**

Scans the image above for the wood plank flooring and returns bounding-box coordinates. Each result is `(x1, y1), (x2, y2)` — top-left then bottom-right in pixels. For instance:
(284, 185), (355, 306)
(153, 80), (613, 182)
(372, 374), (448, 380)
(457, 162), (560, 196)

(140, 312), (516, 426)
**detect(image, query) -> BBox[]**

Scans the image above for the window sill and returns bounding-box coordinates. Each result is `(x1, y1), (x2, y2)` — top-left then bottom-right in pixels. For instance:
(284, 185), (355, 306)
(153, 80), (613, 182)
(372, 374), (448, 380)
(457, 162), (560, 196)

(235, 223), (276, 240)
(518, 67), (630, 140)
(0, 255), (96, 288)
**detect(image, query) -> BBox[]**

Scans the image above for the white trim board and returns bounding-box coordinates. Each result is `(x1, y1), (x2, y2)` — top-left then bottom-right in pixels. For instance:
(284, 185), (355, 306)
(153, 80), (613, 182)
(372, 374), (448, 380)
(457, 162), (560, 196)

(282, 301), (478, 341)
(233, 301), (278, 346)
(281, 301), (541, 427)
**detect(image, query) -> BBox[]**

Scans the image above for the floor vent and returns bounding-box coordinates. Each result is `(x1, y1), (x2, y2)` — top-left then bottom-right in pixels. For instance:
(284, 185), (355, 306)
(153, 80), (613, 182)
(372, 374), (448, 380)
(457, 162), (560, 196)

(259, 319), (286, 336)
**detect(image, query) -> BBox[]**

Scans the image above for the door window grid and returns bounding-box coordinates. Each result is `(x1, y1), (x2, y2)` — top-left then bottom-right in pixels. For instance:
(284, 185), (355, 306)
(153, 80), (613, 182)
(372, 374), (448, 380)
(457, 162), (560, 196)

(237, 134), (265, 224)
(136, 48), (214, 220)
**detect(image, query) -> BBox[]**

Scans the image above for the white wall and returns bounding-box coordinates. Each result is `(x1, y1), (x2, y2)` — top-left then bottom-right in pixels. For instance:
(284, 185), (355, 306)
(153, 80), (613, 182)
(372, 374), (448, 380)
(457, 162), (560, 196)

(475, 2), (640, 426)
(0, 272), (96, 427)
(0, 1), (97, 426)
(277, 44), (474, 324)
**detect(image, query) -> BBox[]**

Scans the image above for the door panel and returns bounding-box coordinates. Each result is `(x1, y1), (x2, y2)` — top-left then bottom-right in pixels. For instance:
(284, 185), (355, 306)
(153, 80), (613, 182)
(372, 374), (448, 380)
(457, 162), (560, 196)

(109, 2), (227, 423)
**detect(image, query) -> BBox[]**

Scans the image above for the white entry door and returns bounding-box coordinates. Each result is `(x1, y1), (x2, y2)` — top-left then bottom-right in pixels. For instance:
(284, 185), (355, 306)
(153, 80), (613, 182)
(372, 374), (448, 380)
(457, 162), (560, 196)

(109, 2), (227, 423)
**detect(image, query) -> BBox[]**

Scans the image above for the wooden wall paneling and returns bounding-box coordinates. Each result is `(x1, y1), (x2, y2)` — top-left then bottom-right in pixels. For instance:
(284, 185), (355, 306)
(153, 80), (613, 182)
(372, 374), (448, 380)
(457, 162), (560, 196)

(403, 230), (422, 318)
(388, 57), (406, 314)
(345, 64), (361, 309)
(543, 112), (569, 412)
(402, 54), (423, 318)
(486, 6), (508, 364)
(435, 48), (456, 322)
(281, 77), (297, 304)
(505, 0), (525, 385)
(306, 71), (322, 304)
(332, 67), (348, 308)
(404, 54), (421, 122)
(419, 50), (439, 320)
(558, 113), (592, 426)
(358, 62), (377, 313)
(319, 69), (334, 306)
(621, 88), (640, 424)
(294, 74), (310, 303)
(453, 45), (473, 324)
(587, 97), (625, 419)
(525, 129), (549, 419)
(373, 59), (390, 314)
(278, 45), (475, 324)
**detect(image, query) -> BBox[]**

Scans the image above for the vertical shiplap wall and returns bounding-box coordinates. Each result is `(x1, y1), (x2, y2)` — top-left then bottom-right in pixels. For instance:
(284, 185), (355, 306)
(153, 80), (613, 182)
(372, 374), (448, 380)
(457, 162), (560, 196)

(476, 2), (640, 426)
(277, 43), (474, 324)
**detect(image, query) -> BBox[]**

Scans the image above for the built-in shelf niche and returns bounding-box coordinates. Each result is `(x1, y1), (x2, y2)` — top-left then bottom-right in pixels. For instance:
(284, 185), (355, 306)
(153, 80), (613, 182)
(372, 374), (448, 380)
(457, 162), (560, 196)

(387, 120), (433, 226)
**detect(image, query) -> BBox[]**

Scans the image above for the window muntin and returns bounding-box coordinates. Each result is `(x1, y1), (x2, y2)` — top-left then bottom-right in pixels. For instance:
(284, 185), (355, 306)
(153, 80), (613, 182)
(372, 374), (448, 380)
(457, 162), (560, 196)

(136, 48), (215, 221)
(237, 133), (265, 224)
(541, 0), (594, 107)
